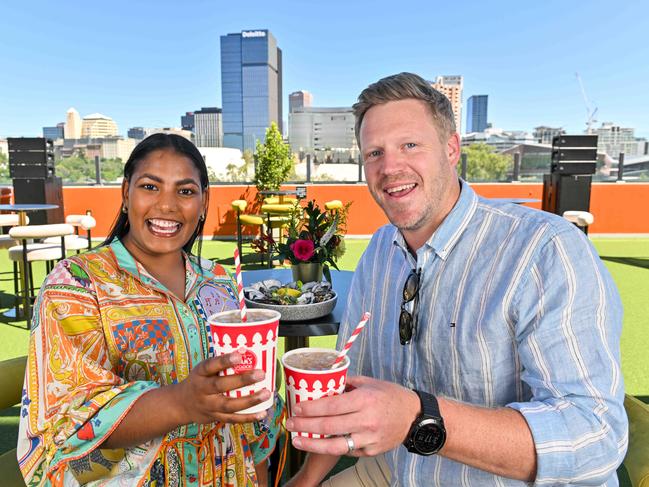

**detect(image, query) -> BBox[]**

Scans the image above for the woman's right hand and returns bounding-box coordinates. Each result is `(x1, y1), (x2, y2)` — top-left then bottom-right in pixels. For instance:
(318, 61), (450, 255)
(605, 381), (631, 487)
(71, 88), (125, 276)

(174, 350), (270, 425)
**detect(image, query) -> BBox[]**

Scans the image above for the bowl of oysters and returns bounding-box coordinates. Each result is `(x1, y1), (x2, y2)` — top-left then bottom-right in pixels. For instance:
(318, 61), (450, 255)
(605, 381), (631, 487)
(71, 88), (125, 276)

(243, 279), (337, 321)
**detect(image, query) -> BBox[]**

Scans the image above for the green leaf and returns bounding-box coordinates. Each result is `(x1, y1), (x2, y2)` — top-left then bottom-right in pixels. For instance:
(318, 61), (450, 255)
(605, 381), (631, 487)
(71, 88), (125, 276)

(323, 264), (332, 283)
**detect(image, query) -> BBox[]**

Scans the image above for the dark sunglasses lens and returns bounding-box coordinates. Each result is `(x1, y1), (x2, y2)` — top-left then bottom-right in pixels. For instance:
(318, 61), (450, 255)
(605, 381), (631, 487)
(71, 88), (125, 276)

(399, 309), (413, 345)
(403, 271), (419, 302)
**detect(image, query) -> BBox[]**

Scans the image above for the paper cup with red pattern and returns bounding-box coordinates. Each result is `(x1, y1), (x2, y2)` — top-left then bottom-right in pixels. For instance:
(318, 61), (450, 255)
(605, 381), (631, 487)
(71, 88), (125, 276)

(208, 309), (280, 414)
(281, 347), (350, 438)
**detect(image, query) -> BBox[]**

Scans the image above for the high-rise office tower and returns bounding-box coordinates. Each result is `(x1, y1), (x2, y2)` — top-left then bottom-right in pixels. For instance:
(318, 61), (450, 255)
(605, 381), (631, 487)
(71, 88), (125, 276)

(65, 107), (82, 139)
(289, 91), (313, 112)
(533, 126), (565, 145)
(289, 107), (356, 152)
(430, 76), (463, 134)
(128, 127), (147, 140)
(220, 29), (282, 150)
(43, 123), (65, 140)
(81, 113), (118, 138)
(595, 122), (640, 156)
(466, 95), (488, 133)
(194, 107), (223, 147)
(181, 112), (195, 132)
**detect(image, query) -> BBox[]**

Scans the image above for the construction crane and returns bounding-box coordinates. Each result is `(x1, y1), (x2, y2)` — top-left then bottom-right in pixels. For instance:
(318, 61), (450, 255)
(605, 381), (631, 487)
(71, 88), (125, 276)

(575, 72), (598, 134)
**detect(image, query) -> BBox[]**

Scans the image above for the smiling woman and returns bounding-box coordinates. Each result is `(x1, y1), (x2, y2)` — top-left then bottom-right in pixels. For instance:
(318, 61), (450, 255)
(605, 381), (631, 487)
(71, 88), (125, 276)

(106, 133), (210, 258)
(17, 134), (283, 487)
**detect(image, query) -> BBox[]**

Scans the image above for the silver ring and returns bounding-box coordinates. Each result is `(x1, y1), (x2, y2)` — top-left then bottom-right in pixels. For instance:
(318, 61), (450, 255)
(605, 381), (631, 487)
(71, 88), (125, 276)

(343, 433), (355, 453)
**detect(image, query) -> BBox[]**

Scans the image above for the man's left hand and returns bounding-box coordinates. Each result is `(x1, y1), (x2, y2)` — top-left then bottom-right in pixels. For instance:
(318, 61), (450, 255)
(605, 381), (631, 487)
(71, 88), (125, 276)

(286, 375), (421, 456)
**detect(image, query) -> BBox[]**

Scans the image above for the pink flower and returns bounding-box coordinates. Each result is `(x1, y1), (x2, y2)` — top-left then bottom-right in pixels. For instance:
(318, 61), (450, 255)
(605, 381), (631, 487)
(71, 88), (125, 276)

(290, 239), (315, 261)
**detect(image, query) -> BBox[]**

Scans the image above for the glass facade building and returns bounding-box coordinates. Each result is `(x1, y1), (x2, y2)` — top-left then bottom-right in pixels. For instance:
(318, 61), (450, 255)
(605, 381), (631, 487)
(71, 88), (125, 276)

(466, 95), (488, 133)
(194, 107), (223, 147)
(220, 29), (282, 151)
(181, 112), (195, 132)
(42, 125), (64, 140)
(127, 127), (146, 140)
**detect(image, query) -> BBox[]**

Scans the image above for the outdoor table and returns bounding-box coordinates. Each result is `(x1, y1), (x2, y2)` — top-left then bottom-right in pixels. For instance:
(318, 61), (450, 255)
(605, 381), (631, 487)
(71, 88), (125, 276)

(242, 267), (353, 478)
(259, 189), (300, 204)
(0, 203), (60, 225)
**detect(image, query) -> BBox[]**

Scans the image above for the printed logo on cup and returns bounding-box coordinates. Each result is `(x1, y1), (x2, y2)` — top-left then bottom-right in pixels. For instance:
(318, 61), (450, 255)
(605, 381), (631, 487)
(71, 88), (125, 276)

(233, 349), (257, 373)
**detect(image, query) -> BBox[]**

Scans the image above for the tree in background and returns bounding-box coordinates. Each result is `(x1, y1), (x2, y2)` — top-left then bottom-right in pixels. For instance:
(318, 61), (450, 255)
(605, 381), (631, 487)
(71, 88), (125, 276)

(0, 152), (9, 183)
(464, 143), (512, 181)
(55, 154), (124, 183)
(253, 122), (292, 193)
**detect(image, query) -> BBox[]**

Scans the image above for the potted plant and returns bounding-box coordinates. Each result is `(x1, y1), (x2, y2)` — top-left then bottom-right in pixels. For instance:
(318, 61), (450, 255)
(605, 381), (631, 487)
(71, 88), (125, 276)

(274, 200), (350, 283)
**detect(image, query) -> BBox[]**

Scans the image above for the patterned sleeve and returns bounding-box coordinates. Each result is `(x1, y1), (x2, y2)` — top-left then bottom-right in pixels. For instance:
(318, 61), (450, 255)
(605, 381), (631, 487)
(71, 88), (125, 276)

(17, 259), (159, 486)
(507, 226), (628, 484)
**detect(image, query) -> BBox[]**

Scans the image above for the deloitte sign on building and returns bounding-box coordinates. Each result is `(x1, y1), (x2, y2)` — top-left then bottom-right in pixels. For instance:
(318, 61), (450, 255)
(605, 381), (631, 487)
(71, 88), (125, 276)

(242, 30), (266, 38)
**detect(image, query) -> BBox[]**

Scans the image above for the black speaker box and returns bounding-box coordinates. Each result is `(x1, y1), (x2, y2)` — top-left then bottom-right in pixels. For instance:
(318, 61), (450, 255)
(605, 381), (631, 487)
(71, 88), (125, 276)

(550, 161), (597, 175)
(12, 177), (64, 225)
(8, 137), (56, 179)
(551, 135), (598, 148)
(542, 174), (592, 216)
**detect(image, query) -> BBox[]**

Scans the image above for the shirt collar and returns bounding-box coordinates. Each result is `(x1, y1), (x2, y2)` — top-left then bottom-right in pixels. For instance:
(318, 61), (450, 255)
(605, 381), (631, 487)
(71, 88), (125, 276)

(393, 179), (479, 260)
(109, 238), (205, 297)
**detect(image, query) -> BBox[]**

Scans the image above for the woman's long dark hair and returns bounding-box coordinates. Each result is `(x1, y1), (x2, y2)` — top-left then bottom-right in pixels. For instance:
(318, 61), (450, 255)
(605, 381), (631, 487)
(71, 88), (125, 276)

(103, 133), (209, 257)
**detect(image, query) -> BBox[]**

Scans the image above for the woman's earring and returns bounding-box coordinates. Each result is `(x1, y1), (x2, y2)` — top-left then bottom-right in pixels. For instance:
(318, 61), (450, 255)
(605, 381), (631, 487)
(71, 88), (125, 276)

(200, 213), (205, 221)
(122, 205), (128, 214)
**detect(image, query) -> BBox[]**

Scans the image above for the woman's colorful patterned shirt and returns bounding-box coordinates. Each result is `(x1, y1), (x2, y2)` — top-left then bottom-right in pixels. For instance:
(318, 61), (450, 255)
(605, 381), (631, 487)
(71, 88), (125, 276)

(17, 239), (282, 486)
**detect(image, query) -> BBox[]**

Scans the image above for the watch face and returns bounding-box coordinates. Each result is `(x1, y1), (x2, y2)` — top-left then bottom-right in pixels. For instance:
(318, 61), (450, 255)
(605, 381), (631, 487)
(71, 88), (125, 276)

(413, 419), (446, 455)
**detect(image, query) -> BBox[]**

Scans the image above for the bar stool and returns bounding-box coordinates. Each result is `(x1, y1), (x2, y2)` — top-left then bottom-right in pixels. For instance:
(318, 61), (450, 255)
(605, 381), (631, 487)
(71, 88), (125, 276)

(0, 214), (29, 250)
(261, 202), (300, 268)
(563, 211), (594, 234)
(8, 223), (75, 320)
(324, 200), (343, 212)
(232, 200), (266, 265)
(43, 214), (96, 253)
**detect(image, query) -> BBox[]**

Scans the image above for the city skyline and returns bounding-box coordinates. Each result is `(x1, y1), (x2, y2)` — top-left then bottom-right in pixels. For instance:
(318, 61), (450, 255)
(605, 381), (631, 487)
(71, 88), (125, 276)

(2, 0), (648, 139)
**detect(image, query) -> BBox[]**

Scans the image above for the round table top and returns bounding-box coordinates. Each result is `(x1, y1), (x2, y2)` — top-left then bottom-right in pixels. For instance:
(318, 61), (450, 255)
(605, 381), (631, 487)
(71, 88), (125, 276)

(0, 203), (59, 211)
(259, 190), (299, 196)
(242, 268), (353, 337)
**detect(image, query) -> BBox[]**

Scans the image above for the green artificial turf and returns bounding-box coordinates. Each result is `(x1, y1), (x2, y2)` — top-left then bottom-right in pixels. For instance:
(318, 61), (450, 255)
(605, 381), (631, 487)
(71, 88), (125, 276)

(592, 239), (649, 397)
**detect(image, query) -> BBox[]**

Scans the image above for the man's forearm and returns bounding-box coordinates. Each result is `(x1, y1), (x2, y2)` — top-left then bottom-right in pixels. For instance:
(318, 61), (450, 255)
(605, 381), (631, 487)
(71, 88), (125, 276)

(439, 398), (536, 481)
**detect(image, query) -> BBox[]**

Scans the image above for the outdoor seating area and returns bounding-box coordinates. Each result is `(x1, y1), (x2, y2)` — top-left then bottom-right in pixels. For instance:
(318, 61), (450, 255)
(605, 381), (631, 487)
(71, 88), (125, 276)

(0, 172), (649, 486)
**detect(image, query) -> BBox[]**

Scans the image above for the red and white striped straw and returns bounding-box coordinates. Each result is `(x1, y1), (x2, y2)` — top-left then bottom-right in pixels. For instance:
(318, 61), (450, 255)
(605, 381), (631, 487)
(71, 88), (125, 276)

(233, 247), (247, 322)
(331, 311), (370, 368)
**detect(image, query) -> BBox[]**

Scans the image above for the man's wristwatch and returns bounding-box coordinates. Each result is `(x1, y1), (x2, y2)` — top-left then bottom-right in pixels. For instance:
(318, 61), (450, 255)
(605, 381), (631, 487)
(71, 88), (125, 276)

(403, 389), (446, 456)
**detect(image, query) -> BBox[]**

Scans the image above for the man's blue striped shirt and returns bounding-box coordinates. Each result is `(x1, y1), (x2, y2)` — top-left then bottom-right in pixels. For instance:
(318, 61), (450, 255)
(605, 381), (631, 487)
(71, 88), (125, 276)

(336, 181), (627, 486)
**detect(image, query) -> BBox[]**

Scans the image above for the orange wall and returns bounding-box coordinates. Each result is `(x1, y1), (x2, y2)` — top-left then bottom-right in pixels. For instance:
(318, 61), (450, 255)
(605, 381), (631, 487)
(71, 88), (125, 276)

(63, 182), (649, 237)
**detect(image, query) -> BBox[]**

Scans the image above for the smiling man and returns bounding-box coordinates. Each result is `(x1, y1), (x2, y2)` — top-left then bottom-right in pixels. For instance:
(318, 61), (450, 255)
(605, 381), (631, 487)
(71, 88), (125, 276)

(285, 73), (628, 487)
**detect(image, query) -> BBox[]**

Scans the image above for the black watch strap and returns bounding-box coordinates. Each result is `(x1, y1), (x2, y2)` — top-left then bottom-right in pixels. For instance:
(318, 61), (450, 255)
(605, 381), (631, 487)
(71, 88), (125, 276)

(414, 389), (442, 419)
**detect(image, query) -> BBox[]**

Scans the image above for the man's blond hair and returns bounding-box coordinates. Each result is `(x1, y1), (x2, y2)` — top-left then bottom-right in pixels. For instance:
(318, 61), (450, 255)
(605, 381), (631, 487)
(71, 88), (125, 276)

(353, 72), (456, 148)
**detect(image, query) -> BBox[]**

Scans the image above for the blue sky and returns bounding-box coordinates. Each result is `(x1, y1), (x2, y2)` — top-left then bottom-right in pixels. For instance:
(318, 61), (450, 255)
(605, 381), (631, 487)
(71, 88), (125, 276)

(2, 0), (648, 138)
